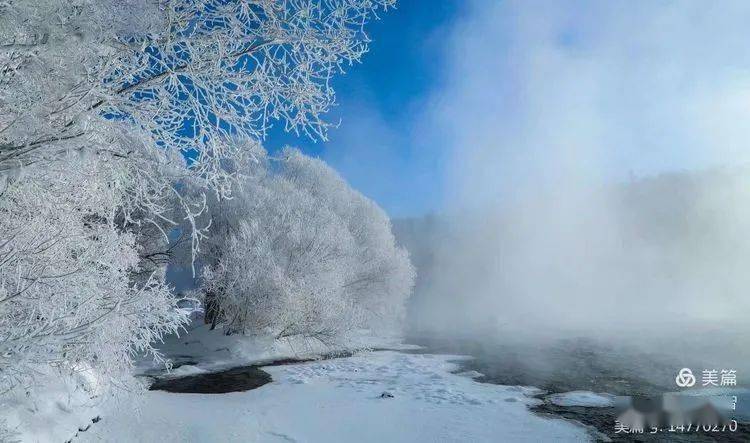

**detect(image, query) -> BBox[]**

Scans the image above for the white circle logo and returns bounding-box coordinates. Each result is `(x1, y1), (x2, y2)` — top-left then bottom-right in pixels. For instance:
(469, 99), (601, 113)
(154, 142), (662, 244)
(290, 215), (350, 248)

(675, 368), (696, 387)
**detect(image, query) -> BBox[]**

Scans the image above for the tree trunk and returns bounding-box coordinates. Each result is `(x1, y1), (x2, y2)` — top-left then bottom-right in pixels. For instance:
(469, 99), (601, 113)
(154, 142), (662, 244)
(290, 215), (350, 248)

(204, 290), (220, 330)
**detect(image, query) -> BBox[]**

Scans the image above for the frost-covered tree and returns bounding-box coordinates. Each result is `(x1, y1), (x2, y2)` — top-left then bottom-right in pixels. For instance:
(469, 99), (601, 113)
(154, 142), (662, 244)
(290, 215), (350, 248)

(0, 144), (190, 392)
(0, 0), (392, 391)
(200, 148), (414, 341)
(0, 0), (395, 292)
(0, 0), (395, 189)
(279, 149), (415, 331)
(203, 177), (357, 340)
(0, 0), (393, 406)
(0, 0), (395, 274)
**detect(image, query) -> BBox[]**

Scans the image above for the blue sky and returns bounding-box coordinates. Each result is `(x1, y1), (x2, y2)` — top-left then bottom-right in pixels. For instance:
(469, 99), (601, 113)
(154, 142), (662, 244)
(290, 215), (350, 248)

(265, 1), (462, 217)
(268, 0), (750, 218)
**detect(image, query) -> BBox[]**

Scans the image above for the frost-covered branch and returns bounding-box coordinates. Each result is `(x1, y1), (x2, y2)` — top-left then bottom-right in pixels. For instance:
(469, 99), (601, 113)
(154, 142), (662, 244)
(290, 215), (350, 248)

(0, 0), (394, 183)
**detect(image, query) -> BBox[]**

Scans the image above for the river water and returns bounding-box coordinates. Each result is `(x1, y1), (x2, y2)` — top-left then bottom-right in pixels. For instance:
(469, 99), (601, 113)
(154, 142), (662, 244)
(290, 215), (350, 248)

(409, 333), (750, 442)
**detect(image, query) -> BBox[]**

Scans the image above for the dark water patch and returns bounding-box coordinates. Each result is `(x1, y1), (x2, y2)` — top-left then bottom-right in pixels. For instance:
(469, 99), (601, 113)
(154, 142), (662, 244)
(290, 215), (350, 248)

(150, 365), (273, 394)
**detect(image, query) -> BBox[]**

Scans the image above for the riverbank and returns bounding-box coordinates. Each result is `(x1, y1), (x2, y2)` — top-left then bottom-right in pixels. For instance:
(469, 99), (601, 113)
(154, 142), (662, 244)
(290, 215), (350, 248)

(78, 351), (592, 442)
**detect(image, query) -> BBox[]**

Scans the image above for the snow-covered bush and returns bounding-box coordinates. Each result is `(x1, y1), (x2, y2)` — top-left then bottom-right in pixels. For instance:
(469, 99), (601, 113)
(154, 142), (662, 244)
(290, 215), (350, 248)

(200, 148), (414, 341)
(0, 145), (189, 393)
(202, 177), (357, 340)
(280, 149), (416, 331)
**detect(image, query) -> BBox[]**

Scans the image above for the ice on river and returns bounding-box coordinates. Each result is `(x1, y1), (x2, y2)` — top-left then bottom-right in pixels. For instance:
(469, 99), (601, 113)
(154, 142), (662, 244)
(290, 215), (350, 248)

(78, 351), (591, 442)
(548, 390), (616, 407)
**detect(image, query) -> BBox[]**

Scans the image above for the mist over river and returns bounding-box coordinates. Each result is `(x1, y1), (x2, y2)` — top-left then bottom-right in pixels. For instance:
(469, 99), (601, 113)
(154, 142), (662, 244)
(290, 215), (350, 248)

(408, 328), (750, 442)
(393, 169), (750, 442)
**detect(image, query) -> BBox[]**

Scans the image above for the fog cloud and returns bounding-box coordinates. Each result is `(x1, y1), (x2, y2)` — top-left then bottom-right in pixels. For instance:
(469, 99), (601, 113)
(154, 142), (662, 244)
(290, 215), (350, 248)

(408, 0), (750, 341)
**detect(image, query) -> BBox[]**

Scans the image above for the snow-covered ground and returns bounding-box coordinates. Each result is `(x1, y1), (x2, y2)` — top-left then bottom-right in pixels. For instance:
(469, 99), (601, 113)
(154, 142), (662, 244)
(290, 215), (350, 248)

(0, 366), (106, 443)
(76, 351), (592, 442)
(1, 326), (596, 442)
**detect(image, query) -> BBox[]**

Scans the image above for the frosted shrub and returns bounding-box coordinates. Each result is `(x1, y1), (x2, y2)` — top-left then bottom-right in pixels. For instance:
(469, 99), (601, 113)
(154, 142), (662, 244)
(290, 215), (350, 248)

(201, 148), (414, 341)
(281, 149), (416, 332)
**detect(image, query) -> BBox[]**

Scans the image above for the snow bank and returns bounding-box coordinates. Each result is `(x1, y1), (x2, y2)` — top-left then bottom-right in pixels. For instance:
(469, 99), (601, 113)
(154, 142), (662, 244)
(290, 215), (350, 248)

(140, 323), (418, 376)
(455, 369), (484, 379)
(80, 351), (591, 442)
(548, 391), (616, 407)
(165, 365), (209, 378)
(0, 365), (107, 442)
